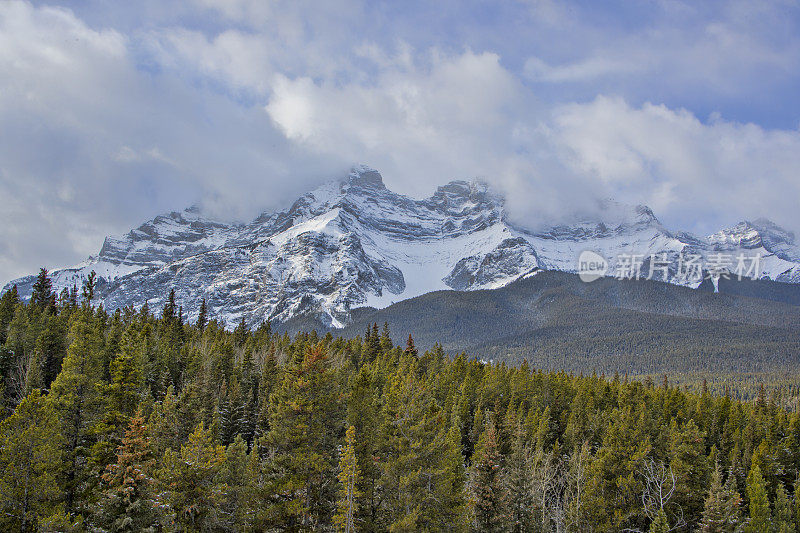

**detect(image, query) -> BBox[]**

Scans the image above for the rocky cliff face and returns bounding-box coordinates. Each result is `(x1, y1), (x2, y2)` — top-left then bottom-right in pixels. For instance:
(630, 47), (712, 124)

(6, 166), (800, 327)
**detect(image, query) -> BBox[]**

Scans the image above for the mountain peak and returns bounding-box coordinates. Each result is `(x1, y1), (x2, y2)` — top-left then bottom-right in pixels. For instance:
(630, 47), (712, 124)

(708, 218), (798, 260)
(346, 165), (385, 190)
(7, 167), (800, 328)
(434, 179), (484, 196)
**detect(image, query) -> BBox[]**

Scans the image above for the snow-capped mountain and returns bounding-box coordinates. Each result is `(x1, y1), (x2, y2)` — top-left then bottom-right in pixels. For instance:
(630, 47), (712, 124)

(6, 166), (800, 327)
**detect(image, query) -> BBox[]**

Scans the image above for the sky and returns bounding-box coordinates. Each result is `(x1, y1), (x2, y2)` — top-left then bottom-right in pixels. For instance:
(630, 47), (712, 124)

(1, 0), (800, 285)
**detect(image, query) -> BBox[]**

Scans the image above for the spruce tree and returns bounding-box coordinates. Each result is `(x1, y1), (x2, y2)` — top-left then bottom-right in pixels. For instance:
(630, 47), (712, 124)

(0, 285), (20, 345)
(700, 463), (742, 533)
(0, 390), (63, 532)
(362, 324), (381, 363)
(218, 379), (245, 445)
(264, 344), (341, 529)
(161, 289), (176, 322)
(82, 270), (97, 304)
(334, 425), (361, 533)
(470, 416), (511, 533)
(159, 422), (225, 531)
(506, 422), (534, 533)
(35, 316), (65, 391)
(234, 316), (249, 347)
(94, 410), (158, 532)
(197, 299), (208, 332)
(745, 464), (770, 533)
(404, 333), (418, 356)
(380, 322), (393, 353)
(49, 308), (105, 516)
(30, 268), (53, 310)
(774, 483), (796, 533)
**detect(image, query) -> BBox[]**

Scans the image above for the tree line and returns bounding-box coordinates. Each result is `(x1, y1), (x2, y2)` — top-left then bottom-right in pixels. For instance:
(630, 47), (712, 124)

(1, 269), (800, 531)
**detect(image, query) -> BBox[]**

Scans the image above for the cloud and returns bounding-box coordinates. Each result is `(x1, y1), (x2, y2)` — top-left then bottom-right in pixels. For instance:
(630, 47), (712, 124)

(264, 49), (611, 226)
(516, 1), (800, 131)
(143, 27), (275, 95)
(0, 1), (339, 282)
(265, 51), (539, 195)
(1, 0), (800, 287)
(552, 96), (800, 234)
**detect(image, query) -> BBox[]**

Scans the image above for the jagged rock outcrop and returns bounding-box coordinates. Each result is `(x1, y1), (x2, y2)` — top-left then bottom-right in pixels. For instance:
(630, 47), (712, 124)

(6, 166), (800, 326)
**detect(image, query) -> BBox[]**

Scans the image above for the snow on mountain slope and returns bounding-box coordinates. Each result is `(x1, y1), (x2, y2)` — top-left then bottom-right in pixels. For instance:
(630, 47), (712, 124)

(6, 166), (800, 327)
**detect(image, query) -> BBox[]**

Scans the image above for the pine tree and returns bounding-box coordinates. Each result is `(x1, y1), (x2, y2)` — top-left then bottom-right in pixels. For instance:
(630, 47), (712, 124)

(345, 365), (381, 529)
(700, 463), (742, 533)
(0, 284), (20, 345)
(94, 410), (159, 532)
(197, 299), (208, 332)
(82, 270), (97, 304)
(159, 422), (225, 531)
(583, 406), (650, 530)
(774, 483), (796, 533)
(404, 333), (418, 357)
(375, 361), (467, 531)
(669, 418), (711, 529)
(217, 435), (251, 531)
(470, 416), (511, 533)
(793, 477), (800, 532)
(0, 390), (64, 532)
(30, 268), (54, 310)
(161, 289), (176, 322)
(334, 425), (361, 533)
(147, 385), (181, 457)
(264, 344), (341, 529)
(105, 342), (143, 425)
(745, 464), (770, 533)
(506, 422), (534, 533)
(439, 414), (470, 532)
(49, 308), (105, 516)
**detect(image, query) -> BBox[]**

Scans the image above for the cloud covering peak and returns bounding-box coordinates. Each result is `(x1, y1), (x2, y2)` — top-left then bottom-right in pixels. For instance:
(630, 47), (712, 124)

(1, 0), (799, 285)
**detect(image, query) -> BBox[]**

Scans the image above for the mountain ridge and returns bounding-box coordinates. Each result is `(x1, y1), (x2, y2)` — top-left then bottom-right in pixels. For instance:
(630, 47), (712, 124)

(6, 166), (800, 327)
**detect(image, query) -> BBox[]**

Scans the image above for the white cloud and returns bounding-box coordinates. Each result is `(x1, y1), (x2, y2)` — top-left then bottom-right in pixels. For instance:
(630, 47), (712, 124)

(524, 55), (640, 83)
(265, 51), (539, 196)
(0, 1), (338, 282)
(552, 96), (800, 234)
(143, 27), (275, 94)
(2, 0), (800, 287)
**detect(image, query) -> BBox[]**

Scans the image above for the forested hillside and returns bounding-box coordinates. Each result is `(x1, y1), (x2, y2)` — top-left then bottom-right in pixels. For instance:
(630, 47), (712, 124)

(286, 271), (800, 376)
(2, 271), (800, 531)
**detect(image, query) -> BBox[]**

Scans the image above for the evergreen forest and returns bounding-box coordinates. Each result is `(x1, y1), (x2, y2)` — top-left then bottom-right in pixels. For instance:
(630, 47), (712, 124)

(2, 269), (800, 532)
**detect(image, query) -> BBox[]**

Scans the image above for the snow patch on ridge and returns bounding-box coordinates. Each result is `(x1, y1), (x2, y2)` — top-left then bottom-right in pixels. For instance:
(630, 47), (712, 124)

(6, 166), (800, 327)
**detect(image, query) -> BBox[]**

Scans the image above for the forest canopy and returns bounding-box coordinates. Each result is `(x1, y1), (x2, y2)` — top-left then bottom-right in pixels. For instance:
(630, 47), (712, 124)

(1, 271), (800, 531)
